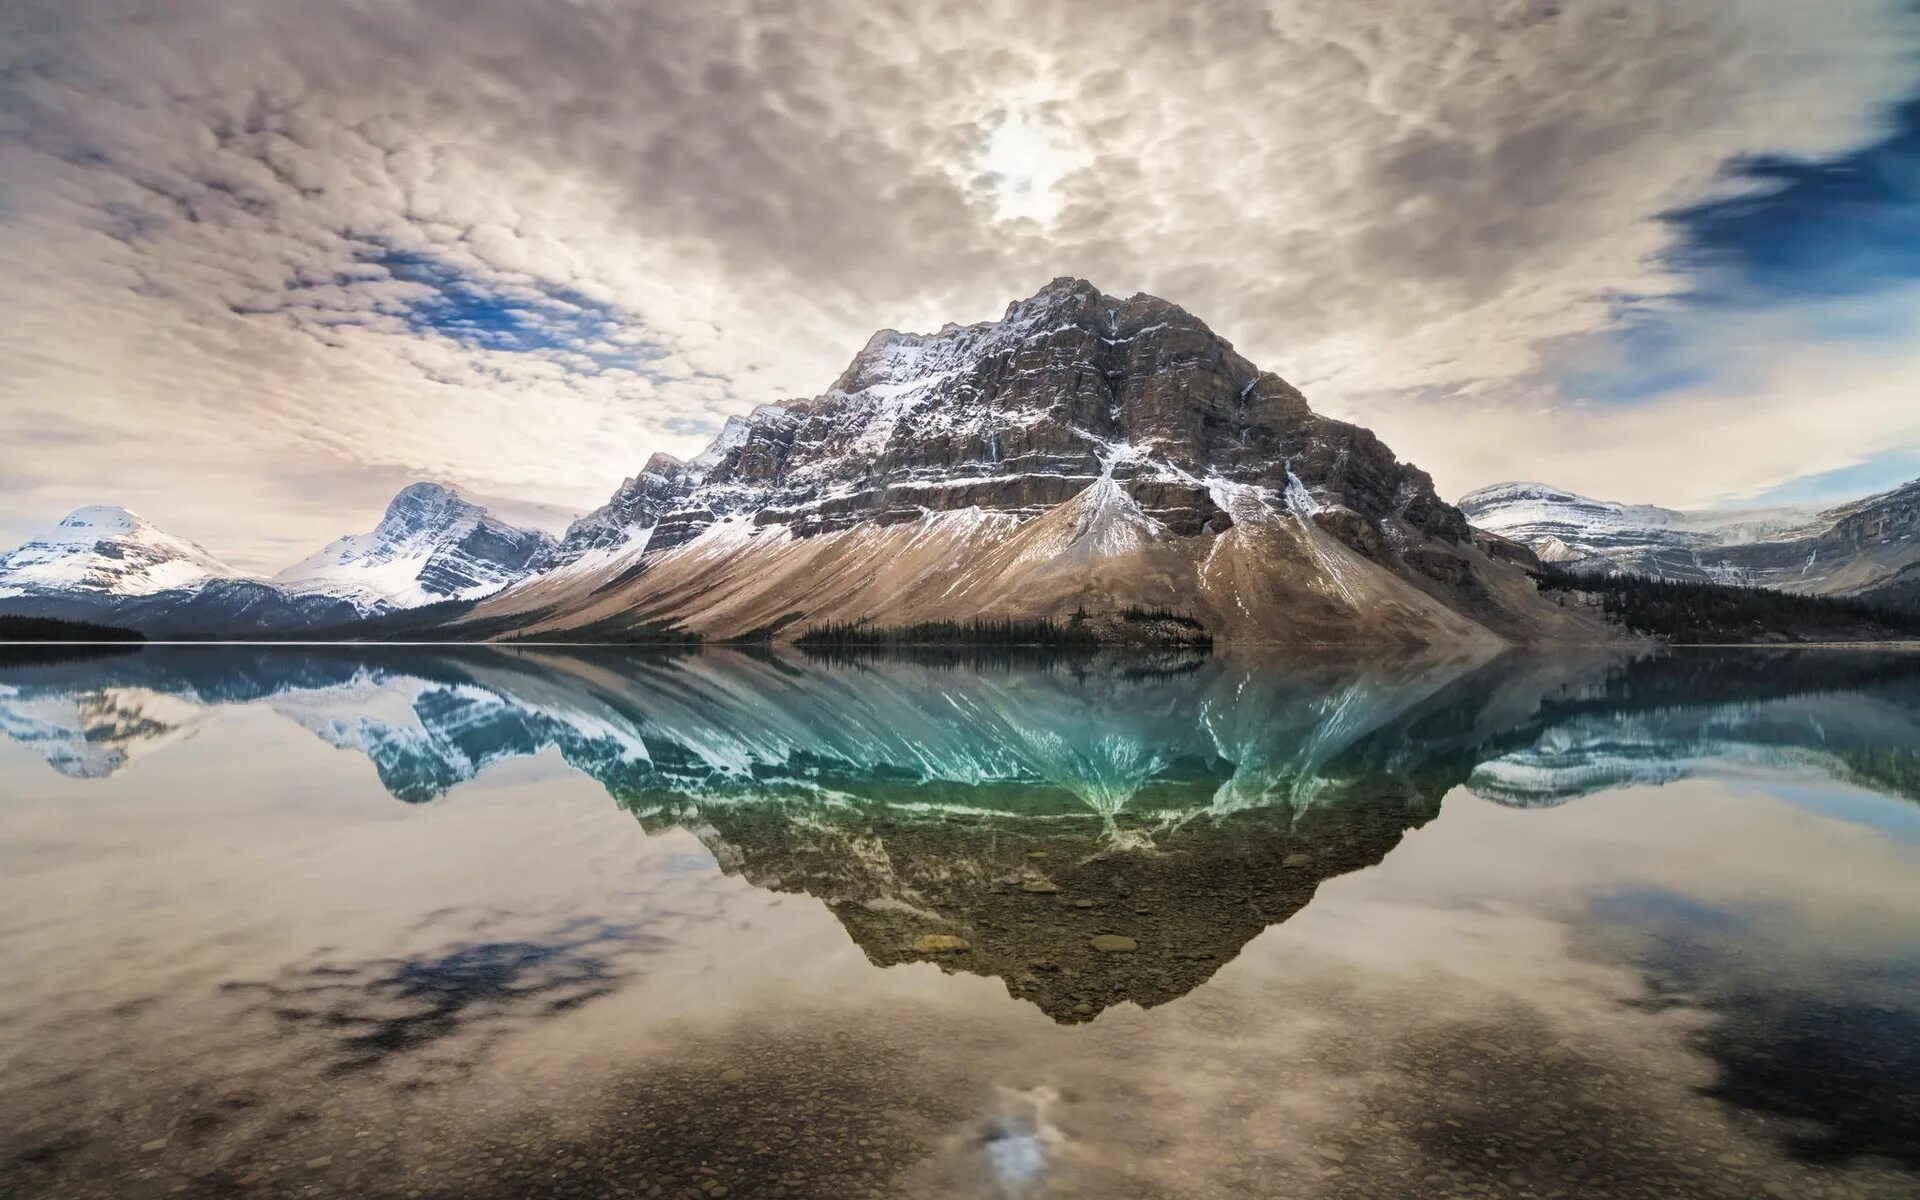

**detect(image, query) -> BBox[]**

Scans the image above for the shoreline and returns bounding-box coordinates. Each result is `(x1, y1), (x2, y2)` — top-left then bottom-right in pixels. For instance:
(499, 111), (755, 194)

(8, 638), (1920, 651)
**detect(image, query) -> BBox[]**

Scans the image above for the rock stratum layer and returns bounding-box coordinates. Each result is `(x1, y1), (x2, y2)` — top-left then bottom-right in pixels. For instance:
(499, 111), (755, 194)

(275, 483), (555, 611)
(467, 279), (1592, 646)
(1460, 479), (1920, 613)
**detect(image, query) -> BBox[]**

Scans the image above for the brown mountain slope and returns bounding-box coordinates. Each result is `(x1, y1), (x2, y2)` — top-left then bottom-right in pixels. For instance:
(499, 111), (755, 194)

(461, 278), (1606, 646)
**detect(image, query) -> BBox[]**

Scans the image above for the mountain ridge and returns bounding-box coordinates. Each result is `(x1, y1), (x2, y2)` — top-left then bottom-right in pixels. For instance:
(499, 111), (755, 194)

(276, 482), (555, 610)
(20, 280), (1911, 643)
(0, 484), (555, 636)
(1460, 477), (1920, 612)
(461, 277), (1594, 647)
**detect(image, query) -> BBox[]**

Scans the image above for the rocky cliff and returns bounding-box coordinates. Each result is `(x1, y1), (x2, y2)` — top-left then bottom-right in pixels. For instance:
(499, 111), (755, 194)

(471, 279), (1593, 646)
(277, 482), (555, 610)
(1461, 478), (1920, 612)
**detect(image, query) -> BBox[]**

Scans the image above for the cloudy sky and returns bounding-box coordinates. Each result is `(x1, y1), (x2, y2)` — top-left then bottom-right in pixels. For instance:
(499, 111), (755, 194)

(3, 0), (1920, 570)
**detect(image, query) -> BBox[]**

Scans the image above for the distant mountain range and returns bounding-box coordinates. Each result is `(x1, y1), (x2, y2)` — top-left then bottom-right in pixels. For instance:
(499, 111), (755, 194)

(0, 483), (554, 637)
(1459, 479), (1920, 613)
(3, 278), (1915, 642)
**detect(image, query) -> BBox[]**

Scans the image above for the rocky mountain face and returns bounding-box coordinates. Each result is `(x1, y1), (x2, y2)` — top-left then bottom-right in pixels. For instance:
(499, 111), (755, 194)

(532, 454), (696, 570)
(0, 485), (553, 637)
(1863, 561), (1920, 614)
(1460, 479), (1920, 611)
(277, 482), (555, 610)
(472, 278), (1591, 646)
(0, 506), (354, 636)
(0, 507), (239, 597)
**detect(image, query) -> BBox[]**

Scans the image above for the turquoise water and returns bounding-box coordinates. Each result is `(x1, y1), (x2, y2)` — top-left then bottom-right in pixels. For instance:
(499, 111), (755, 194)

(1, 645), (1916, 1198)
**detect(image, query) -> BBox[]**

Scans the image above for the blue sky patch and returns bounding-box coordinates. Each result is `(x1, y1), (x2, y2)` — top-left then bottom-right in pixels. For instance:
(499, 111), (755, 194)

(1547, 89), (1920, 397)
(256, 237), (678, 379)
(371, 247), (651, 363)
(1542, 88), (1920, 500)
(1744, 447), (1920, 508)
(1665, 93), (1920, 302)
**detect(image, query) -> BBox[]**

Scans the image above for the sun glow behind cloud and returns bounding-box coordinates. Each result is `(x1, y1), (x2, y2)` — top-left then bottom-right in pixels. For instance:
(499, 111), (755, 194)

(974, 104), (1088, 224)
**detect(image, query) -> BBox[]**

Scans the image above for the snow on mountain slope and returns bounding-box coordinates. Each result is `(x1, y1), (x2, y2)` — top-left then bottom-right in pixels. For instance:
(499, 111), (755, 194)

(0, 506), (240, 599)
(0, 485), (556, 635)
(461, 278), (1602, 646)
(275, 483), (555, 611)
(1459, 483), (1823, 551)
(0, 682), (209, 777)
(1459, 479), (1920, 602)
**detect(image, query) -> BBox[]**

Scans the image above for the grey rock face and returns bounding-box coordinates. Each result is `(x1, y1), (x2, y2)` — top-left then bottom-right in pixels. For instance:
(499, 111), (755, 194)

(390, 485), (554, 599)
(277, 482), (556, 608)
(537, 455), (696, 568)
(1460, 479), (1920, 603)
(1826, 479), (1920, 556)
(547, 277), (1467, 563)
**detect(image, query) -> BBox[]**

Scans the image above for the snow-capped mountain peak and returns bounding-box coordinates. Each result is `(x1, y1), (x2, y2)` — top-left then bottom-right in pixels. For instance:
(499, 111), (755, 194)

(1457, 481), (1820, 543)
(273, 482), (556, 611)
(463, 276), (1594, 645)
(60, 505), (144, 533)
(0, 505), (241, 598)
(1458, 477), (1917, 601)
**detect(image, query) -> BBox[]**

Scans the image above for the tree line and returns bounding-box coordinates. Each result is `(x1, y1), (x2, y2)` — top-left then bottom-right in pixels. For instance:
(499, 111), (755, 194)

(0, 614), (145, 642)
(795, 616), (1104, 647)
(1533, 567), (1920, 642)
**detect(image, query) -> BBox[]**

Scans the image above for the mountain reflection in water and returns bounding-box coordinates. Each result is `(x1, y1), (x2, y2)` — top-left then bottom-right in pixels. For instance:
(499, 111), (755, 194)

(1, 645), (1917, 1199)
(3, 645), (1919, 1026)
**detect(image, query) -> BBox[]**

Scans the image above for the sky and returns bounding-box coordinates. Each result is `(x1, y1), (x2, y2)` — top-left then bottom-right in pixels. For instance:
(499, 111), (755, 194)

(3, 0), (1920, 572)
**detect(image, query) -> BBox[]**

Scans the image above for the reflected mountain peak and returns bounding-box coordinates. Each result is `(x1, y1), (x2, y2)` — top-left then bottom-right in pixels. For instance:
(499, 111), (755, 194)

(3, 645), (1918, 1023)
(670, 787), (1440, 1023)
(0, 680), (208, 778)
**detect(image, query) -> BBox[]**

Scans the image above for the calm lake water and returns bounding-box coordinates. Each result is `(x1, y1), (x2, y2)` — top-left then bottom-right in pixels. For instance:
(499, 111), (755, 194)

(1, 644), (1917, 1199)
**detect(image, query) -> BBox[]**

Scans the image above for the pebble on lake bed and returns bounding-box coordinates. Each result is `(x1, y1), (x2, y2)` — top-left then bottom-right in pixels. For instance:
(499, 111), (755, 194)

(1088, 934), (1138, 953)
(912, 934), (971, 954)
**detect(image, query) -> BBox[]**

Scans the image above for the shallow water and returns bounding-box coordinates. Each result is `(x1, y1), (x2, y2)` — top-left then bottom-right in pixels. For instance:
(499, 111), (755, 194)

(1, 644), (1916, 1199)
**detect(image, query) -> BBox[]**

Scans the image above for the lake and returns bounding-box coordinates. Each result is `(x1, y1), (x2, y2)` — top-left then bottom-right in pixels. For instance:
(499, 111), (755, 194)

(1, 644), (1917, 1199)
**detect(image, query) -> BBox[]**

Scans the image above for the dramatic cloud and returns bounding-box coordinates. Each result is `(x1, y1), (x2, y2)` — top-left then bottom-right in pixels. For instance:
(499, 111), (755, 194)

(2, 0), (1918, 565)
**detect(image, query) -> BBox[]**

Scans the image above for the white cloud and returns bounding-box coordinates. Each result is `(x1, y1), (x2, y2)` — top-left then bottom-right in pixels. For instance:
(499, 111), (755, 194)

(1369, 288), (1920, 507)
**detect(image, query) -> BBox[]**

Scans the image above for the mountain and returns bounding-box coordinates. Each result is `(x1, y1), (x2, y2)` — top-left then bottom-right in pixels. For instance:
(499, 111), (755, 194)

(0, 485), (554, 637)
(463, 278), (1596, 646)
(0, 506), (351, 635)
(0, 506), (240, 598)
(1864, 560), (1920, 614)
(276, 482), (555, 611)
(1460, 479), (1920, 611)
